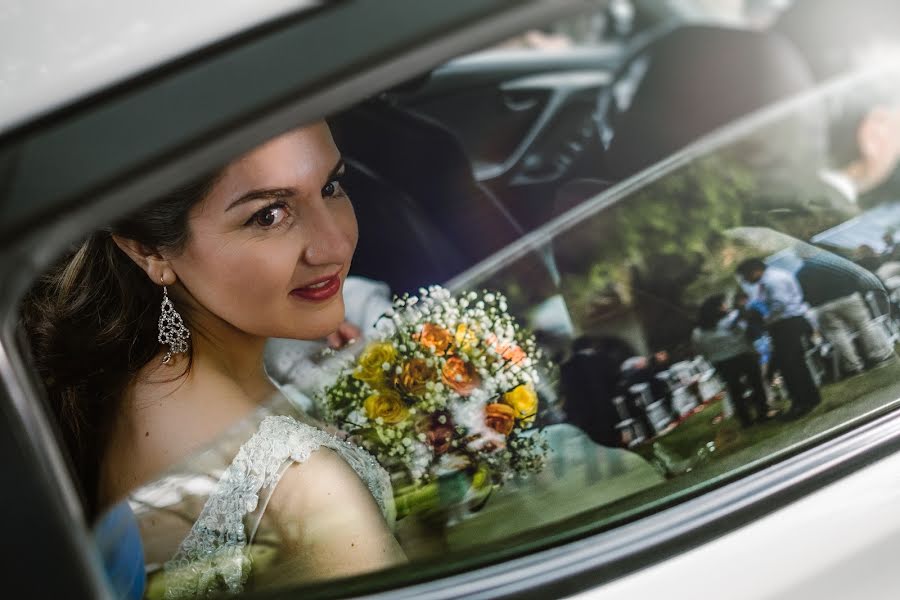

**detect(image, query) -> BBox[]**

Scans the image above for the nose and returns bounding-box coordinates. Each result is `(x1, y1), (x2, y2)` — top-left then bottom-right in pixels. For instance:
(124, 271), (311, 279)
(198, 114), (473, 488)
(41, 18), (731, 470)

(301, 198), (354, 266)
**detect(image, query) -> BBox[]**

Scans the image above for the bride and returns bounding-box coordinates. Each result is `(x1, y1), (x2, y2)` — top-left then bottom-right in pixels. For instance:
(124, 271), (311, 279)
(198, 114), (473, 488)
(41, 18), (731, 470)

(22, 122), (406, 597)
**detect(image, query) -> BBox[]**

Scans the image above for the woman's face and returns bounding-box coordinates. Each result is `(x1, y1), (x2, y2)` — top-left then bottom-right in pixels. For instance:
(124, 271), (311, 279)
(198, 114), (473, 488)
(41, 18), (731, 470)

(168, 122), (358, 341)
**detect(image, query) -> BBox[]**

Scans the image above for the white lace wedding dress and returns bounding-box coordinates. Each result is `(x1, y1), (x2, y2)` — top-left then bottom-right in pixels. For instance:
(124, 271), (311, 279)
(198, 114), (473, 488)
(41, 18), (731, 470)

(128, 397), (394, 599)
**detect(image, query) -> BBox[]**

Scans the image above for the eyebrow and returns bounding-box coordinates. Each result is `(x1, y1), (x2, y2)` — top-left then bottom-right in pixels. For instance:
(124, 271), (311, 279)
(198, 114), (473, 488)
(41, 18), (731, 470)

(224, 157), (346, 212)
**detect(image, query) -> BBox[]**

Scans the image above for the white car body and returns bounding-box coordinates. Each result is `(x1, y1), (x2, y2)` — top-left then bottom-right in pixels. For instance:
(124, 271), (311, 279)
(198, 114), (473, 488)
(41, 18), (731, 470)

(576, 449), (900, 599)
(0, 0), (317, 134)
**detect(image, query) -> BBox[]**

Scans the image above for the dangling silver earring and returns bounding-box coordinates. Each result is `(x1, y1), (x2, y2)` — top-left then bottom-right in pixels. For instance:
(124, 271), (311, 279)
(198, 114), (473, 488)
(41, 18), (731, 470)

(158, 283), (190, 364)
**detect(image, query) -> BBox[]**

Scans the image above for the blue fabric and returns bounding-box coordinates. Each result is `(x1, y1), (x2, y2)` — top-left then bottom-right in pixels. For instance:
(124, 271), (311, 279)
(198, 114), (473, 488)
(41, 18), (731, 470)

(94, 501), (146, 600)
(753, 335), (772, 366)
(747, 298), (770, 318)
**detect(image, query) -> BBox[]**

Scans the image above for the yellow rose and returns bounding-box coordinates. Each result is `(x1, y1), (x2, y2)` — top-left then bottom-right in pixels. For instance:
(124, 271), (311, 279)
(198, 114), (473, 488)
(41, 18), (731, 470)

(502, 384), (538, 425)
(364, 390), (409, 424)
(454, 323), (478, 352)
(353, 342), (397, 386)
(395, 358), (435, 395)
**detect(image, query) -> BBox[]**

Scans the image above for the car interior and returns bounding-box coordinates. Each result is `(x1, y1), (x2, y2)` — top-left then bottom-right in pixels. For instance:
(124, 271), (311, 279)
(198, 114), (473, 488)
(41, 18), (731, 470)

(338, 9), (821, 296)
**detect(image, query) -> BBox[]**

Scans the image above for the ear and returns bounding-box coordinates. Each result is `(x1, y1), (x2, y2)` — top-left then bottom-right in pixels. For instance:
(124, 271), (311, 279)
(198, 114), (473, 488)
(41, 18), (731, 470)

(112, 234), (177, 286)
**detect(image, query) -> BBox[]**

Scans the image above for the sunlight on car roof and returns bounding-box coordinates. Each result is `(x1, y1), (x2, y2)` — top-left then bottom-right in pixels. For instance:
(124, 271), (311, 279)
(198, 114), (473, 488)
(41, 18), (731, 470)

(0, 0), (321, 135)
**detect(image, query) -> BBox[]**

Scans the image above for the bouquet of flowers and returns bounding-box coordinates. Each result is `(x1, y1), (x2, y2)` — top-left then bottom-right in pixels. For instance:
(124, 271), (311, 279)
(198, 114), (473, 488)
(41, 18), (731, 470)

(321, 286), (548, 494)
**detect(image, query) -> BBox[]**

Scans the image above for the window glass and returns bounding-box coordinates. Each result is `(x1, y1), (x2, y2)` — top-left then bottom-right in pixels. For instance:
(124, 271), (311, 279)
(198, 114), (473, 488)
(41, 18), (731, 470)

(19, 6), (900, 599)
(455, 74), (900, 544)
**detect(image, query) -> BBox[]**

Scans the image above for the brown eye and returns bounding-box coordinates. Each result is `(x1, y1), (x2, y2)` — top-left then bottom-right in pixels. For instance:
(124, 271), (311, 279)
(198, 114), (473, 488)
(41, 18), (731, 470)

(322, 175), (345, 198)
(249, 204), (286, 228)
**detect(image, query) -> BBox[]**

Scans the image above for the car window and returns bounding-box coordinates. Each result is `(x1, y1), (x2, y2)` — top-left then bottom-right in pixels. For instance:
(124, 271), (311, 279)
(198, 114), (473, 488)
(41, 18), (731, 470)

(449, 71), (900, 545)
(14, 5), (900, 599)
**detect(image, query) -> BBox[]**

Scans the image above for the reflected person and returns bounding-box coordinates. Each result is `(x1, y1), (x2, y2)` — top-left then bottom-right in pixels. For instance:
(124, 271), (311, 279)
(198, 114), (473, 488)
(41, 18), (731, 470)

(796, 253), (895, 377)
(692, 294), (769, 427)
(560, 336), (623, 448)
(737, 258), (822, 418)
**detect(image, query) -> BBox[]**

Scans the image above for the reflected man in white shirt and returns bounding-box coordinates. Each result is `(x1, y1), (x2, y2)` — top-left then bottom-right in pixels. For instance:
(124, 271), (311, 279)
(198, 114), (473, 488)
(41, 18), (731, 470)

(738, 258), (822, 418)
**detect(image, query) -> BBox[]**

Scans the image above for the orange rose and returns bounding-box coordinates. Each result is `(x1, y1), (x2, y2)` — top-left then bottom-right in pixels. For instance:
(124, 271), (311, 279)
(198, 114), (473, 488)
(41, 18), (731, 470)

(417, 323), (453, 356)
(487, 334), (527, 364)
(441, 356), (481, 396)
(484, 403), (516, 435)
(395, 358), (435, 395)
(500, 344), (527, 364)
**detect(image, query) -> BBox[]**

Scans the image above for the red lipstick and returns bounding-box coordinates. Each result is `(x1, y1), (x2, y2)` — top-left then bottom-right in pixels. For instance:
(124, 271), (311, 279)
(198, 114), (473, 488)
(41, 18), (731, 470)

(290, 273), (342, 302)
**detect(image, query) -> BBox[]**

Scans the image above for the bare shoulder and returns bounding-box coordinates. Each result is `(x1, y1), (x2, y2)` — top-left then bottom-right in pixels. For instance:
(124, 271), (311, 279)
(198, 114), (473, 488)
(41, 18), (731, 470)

(267, 447), (380, 518)
(100, 357), (258, 505)
(261, 447), (406, 583)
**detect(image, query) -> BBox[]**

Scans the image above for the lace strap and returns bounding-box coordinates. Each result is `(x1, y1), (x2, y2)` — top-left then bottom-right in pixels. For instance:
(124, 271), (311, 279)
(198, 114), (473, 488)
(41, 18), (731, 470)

(162, 415), (392, 599)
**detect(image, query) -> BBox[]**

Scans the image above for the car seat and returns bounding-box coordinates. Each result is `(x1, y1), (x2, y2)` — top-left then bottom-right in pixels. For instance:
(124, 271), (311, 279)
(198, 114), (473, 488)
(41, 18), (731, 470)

(342, 157), (468, 293)
(332, 100), (525, 282)
(594, 25), (815, 182)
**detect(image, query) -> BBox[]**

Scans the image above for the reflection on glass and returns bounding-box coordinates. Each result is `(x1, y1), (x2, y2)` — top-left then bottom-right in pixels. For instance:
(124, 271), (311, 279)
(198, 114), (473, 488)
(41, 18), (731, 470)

(86, 63), (900, 597)
(441, 64), (900, 553)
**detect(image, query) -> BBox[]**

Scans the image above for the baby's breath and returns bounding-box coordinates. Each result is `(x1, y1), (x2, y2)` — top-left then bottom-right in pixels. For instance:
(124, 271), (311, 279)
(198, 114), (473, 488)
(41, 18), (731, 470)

(320, 286), (548, 488)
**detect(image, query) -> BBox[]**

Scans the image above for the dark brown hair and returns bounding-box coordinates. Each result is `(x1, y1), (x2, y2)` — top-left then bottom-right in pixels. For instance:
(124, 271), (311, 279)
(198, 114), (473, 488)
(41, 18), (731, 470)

(21, 174), (219, 518)
(697, 294), (728, 331)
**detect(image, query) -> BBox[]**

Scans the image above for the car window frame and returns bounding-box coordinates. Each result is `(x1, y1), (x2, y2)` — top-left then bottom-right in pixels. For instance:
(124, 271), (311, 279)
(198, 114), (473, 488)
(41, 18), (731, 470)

(5, 3), (900, 598)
